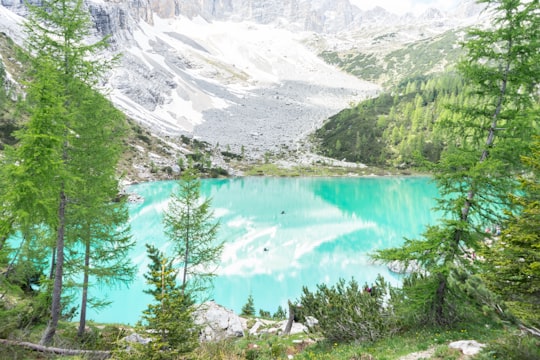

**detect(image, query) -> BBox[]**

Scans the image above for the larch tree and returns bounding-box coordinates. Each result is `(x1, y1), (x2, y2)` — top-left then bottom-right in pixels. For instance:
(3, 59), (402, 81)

(63, 87), (134, 338)
(162, 167), (223, 299)
(0, 0), (126, 345)
(483, 136), (540, 330)
(374, 0), (540, 326)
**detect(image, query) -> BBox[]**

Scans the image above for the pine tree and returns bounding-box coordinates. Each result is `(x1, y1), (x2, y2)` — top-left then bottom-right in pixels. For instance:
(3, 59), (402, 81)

(162, 168), (223, 298)
(374, 0), (540, 327)
(241, 294), (256, 316)
(139, 244), (198, 358)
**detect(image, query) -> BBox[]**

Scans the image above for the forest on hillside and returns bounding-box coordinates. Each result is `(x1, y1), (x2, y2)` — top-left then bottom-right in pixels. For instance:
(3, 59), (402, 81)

(313, 72), (464, 167)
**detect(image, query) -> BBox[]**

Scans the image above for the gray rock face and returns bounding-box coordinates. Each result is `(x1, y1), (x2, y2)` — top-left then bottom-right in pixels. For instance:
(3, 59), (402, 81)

(168, 0), (359, 33)
(194, 301), (244, 341)
(123, 333), (152, 345)
(0, 0), (487, 160)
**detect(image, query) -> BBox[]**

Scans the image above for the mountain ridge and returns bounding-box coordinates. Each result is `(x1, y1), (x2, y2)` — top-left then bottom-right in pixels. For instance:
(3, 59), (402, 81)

(0, 0), (488, 161)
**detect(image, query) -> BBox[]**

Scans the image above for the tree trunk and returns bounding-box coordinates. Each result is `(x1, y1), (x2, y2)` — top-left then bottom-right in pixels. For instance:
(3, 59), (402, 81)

(0, 338), (111, 359)
(78, 238), (91, 337)
(49, 247), (56, 280)
(434, 275), (447, 326)
(460, 51), (510, 224)
(283, 300), (295, 335)
(181, 209), (190, 296)
(40, 186), (67, 345)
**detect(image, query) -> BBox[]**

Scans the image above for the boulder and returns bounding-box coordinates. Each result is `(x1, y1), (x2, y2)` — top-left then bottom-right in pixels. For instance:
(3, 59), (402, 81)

(280, 321), (308, 335)
(305, 316), (319, 329)
(123, 333), (152, 345)
(194, 301), (244, 341)
(448, 340), (486, 356)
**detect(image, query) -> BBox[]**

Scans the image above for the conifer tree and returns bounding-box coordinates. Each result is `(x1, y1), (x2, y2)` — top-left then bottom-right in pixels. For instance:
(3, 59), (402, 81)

(162, 168), (223, 298)
(139, 244), (198, 358)
(241, 294), (256, 316)
(0, 0), (125, 344)
(62, 87), (134, 337)
(483, 137), (540, 329)
(375, 0), (540, 326)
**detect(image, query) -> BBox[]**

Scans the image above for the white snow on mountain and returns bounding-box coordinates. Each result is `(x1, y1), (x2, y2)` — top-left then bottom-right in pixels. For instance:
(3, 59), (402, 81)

(0, 0), (487, 158)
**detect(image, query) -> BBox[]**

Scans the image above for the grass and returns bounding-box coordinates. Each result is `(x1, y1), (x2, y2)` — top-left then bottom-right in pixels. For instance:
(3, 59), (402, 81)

(190, 323), (512, 360)
(240, 160), (416, 178)
(0, 314), (533, 360)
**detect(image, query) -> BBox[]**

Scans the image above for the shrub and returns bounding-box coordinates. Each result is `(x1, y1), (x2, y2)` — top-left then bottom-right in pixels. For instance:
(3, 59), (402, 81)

(241, 294), (256, 316)
(476, 332), (540, 360)
(299, 275), (398, 342)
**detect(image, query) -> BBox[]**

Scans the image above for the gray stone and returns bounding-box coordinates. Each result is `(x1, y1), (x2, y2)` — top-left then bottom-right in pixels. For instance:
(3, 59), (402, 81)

(305, 316), (319, 329)
(280, 321), (308, 335)
(194, 301), (244, 341)
(123, 333), (152, 345)
(448, 340), (486, 356)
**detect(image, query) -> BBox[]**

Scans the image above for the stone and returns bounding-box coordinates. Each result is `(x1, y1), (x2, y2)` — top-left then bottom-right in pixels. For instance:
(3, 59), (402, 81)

(305, 316), (319, 329)
(122, 333), (152, 351)
(279, 320), (308, 335)
(448, 340), (486, 356)
(123, 333), (152, 345)
(193, 301), (244, 341)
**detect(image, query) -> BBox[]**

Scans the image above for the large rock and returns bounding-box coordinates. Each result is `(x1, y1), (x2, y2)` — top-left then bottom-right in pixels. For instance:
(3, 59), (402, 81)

(448, 340), (486, 356)
(194, 301), (244, 341)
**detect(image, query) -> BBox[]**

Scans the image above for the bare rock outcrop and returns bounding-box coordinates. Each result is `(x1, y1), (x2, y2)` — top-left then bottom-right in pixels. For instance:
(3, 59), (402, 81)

(194, 301), (244, 341)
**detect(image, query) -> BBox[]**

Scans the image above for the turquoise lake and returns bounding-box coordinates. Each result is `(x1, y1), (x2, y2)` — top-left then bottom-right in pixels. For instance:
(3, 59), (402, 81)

(88, 176), (439, 325)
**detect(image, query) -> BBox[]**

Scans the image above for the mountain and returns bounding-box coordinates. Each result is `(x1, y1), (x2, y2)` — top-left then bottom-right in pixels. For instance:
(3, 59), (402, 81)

(0, 0), (487, 161)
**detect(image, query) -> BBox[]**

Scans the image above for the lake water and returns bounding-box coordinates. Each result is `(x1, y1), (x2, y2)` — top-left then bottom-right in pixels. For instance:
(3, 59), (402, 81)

(88, 176), (439, 325)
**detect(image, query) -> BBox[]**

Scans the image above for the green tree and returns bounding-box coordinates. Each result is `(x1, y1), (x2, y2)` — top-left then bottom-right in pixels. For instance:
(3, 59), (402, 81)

(162, 168), (223, 298)
(241, 294), (255, 316)
(272, 305), (287, 320)
(0, 0), (124, 344)
(139, 244), (198, 358)
(375, 0), (540, 327)
(62, 88), (134, 337)
(483, 137), (540, 329)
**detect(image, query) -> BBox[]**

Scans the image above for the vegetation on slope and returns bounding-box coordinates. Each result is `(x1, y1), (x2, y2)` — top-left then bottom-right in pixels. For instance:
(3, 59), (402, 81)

(320, 29), (464, 86)
(313, 72), (464, 168)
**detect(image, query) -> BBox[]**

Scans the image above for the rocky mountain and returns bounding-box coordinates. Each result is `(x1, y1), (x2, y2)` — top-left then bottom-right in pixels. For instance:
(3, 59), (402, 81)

(0, 0), (488, 160)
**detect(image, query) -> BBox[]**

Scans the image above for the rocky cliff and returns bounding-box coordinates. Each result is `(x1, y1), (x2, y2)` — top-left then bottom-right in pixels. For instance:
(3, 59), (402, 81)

(0, 0), (486, 160)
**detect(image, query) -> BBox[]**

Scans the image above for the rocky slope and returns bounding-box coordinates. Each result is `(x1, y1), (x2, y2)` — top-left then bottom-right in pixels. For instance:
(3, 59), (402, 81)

(0, 0), (487, 161)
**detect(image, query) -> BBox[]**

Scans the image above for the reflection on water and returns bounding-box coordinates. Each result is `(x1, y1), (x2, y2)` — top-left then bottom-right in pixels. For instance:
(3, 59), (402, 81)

(88, 176), (439, 325)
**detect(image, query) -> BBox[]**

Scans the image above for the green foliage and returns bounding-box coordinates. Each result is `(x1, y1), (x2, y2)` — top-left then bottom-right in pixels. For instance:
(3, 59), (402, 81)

(241, 294), (256, 317)
(482, 137), (540, 328)
(320, 30), (463, 86)
(0, 0), (131, 344)
(374, 0), (540, 330)
(163, 167), (223, 298)
(314, 72), (464, 167)
(299, 275), (398, 342)
(384, 31), (462, 85)
(272, 305), (287, 320)
(138, 244), (199, 358)
(475, 332), (540, 360)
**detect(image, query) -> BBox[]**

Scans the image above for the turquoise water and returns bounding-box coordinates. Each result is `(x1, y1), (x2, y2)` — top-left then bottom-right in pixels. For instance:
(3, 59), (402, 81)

(87, 176), (439, 325)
